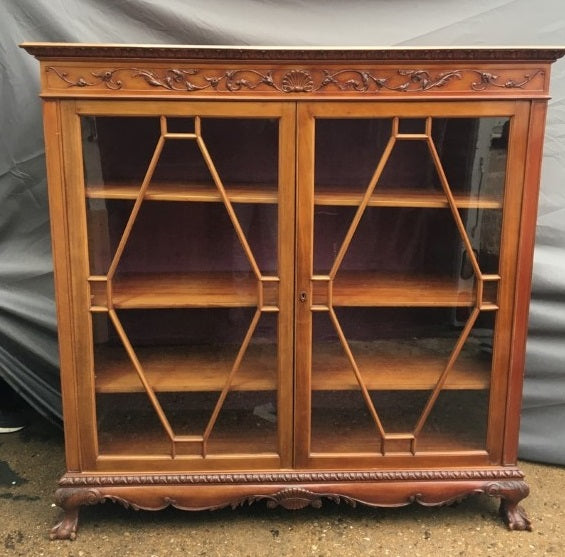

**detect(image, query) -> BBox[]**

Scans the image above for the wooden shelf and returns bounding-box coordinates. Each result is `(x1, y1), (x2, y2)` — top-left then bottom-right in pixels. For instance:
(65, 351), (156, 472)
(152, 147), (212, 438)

(314, 187), (502, 209)
(86, 182), (278, 203)
(311, 390), (488, 453)
(95, 344), (277, 393)
(330, 272), (482, 307)
(96, 395), (278, 456)
(312, 341), (490, 390)
(104, 272), (259, 308)
(310, 419), (486, 454)
(86, 182), (502, 209)
(91, 272), (488, 309)
(94, 340), (489, 394)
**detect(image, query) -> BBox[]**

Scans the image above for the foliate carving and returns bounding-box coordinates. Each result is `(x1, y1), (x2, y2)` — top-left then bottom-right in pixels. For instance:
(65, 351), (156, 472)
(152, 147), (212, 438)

(46, 66), (544, 94)
(132, 68), (201, 90)
(471, 69), (543, 90)
(46, 67), (123, 89)
(58, 468), (524, 487)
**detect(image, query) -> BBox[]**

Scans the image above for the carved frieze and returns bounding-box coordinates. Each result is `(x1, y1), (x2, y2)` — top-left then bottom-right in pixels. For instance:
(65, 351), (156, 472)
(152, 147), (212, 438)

(45, 66), (545, 95)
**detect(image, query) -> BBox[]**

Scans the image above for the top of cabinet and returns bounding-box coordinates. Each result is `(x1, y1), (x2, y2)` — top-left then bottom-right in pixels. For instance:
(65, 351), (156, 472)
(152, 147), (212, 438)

(20, 43), (565, 62)
(20, 43), (565, 100)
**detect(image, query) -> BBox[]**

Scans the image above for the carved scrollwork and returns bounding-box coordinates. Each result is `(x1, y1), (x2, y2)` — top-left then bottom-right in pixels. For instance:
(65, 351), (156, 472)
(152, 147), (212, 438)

(483, 480), (532, 531)
(471, 69), (543, 90)
(46, 66), (544, 94)
(46, 67), (123, 89)
(484, 480), (530, 500)
(131, 68), (464, 94)
(131, 68), (202, 90)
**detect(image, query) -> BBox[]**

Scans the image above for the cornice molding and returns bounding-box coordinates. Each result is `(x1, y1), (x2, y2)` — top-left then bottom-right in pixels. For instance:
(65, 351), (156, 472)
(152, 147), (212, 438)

(21, 43), (565, 63)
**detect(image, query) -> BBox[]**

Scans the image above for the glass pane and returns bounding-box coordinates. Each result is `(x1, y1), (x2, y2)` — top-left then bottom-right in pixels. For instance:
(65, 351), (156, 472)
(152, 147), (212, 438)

(82, 116), (160, 187)
(82, 116), (279, 196)
(315, 118), (392, 194)
(93, 309), (278, 456)
(310, 115), (507, 457)
(202, 118), (279, 191)
(309, 307), (493, 455)
(433, 117), (508, 200)
(310, 311), (380, 454)
(84, 113), (281, 460)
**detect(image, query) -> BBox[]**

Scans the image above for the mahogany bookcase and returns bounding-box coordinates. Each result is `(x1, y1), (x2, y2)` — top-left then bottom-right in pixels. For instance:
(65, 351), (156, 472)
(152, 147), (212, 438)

(21, 43), (565, 538)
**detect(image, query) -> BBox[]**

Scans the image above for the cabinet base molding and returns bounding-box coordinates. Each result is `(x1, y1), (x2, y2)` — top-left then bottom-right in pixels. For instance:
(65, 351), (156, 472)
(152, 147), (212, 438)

(50, 470), (530, 539)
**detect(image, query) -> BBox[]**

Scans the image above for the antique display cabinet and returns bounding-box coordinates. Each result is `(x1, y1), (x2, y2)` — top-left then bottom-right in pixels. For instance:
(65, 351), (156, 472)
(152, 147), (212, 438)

(21, 43), (565, 539)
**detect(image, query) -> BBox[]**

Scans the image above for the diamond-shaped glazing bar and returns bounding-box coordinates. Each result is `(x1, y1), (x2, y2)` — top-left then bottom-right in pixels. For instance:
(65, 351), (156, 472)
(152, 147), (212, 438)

(320, 120), (399, 452)
(319, 116), (494, 454)
(106, 116), (167, 287)
(195, 116), (262, 280)
(328, 126), (397, 280)
(96, 115), (273, 456)
(328, 308), (386, 453)
(425, 125), (483, 281)
(412, 306), (482, 445)
(201, 308), (263, 456)
(107, 308), (176, 449)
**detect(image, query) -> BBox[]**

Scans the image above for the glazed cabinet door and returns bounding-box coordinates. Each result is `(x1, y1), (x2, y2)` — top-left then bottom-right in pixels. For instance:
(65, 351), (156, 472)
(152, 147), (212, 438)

(295, 101), (530, 469)
(59, 100), (295, 471)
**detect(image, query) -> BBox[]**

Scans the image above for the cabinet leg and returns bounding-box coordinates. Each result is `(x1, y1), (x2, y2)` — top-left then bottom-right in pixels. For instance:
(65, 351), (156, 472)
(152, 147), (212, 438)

(50, 488), (103, 540)
(485, 480), (531, 531)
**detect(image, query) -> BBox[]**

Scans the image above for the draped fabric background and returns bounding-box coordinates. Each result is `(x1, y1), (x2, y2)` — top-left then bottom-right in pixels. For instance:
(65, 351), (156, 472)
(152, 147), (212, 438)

(1, 0), (564, 463)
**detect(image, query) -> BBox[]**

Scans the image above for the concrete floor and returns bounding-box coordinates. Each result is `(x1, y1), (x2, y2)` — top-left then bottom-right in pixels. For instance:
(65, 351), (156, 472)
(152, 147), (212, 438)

(1, 412), (564, 557)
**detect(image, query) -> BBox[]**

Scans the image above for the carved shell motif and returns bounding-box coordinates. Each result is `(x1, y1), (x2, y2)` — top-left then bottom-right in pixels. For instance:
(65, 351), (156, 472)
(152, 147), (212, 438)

(281, 70), (314, 92)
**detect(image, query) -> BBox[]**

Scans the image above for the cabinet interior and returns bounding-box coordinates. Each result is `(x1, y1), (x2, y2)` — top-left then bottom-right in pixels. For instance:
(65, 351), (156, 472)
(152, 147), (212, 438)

(80, 111), (506, 460)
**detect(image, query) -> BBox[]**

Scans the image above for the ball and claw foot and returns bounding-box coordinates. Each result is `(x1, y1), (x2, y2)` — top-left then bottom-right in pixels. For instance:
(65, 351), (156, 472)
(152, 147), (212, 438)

(499, 499), (532, 531)
(50, 509), (79, 540)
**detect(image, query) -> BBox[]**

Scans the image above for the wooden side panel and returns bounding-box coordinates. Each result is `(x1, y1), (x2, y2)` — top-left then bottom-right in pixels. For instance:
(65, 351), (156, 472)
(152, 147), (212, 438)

(503, 100), (549, 465)
(486, 101), (530, 464)
(42, 100), (83, 471)
(58, 102), (99, 469)
(44, 100), (97, 470)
